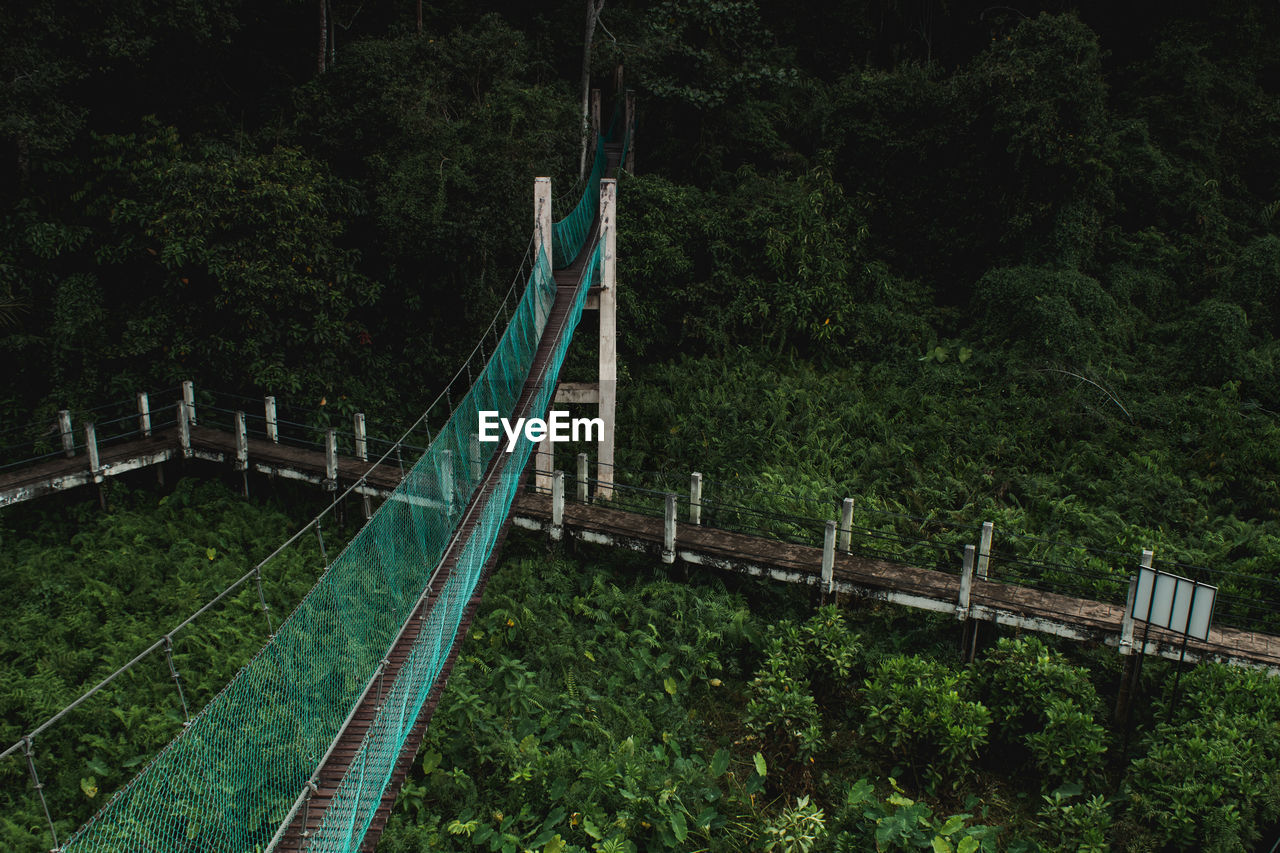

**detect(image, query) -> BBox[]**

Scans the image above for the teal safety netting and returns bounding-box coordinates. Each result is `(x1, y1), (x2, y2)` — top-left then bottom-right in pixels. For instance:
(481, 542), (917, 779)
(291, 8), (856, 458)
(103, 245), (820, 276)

(552, 98), (629, 269)
(305, 241), (602, 852)
(59, 243), (571, 853)
(59, 92), (628, 853)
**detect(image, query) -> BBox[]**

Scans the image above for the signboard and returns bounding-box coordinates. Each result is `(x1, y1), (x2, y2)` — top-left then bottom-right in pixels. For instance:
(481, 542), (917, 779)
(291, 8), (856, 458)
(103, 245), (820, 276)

(1133, 566), (1216, 642)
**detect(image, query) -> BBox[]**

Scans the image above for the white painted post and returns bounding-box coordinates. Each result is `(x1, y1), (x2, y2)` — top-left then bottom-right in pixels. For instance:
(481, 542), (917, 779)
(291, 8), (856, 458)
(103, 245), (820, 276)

(354, 413), (371, 520)
(137, 392), (151, 438)
(58, 410), (74, 457)
(324, 429), (337, 490)
(551, 471), (565, 541)
(470, 432), (482, 483)
(354, 414), (368, 462)
(576, 452), (589, 503)
(956, 545), (976, 620)
(821, 520), (837, 594)
(690, 472), (703, 525)
(624, 89), (636, 172)
(839, 498), (854, 553)
(535, 437), (553, 494)
(1119, 574), (1139, 655)
(177, 400), (191, 457)
(441, 450), (455, 517)
(662, 493), (676, 564)
(234, 411), (248, 471)
(533, 177), (553, 264)
(596, 178), (617, 500)
(182, 380), (196, 426)
(977, 521), (994, 580)
(265, 396), (278, 443)
(84, 423), (100, 474)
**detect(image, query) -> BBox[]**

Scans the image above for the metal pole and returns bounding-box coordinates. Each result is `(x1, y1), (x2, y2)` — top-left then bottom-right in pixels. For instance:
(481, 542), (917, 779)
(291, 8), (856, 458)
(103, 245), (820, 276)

(163, 635), (190, 722)
(23, 737), (58, 849)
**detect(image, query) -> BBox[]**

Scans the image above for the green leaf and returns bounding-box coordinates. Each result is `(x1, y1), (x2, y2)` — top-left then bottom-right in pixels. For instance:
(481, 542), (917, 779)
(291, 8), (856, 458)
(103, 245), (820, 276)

(582, 817), (603, 841)
(543, 835), (566, 853)
(753, 752), (767, 777)
(939, 815), (965, 836)
(420, 749), (442, 775)
(710, 748), (730, 776)
(670, 810), (688, 842)
(958, 838), (980, 853)
(663, 676), (677, 695)
(205, 547), (216, 560)
(959, 347), (972, 364)
(931, 838), (954, 853)
(80, 777), (98, 799)
(846, 778), (875, 806)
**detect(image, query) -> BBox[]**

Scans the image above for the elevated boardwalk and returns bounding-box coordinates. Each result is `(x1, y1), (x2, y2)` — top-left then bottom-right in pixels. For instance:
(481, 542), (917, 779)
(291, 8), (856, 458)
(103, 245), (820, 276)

(508, 491), (1280, 672)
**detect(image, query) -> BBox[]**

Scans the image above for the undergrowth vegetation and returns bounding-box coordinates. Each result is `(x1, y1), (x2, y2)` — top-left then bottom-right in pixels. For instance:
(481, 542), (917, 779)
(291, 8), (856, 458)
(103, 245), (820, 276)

(0, 479), (335, 850)
(377, 541), (1280, 852)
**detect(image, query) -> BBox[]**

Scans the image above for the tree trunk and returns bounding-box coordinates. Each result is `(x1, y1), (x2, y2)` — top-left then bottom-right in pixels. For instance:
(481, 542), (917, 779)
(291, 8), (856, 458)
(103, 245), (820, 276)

(578, 0), (605, 180)
(416, 0), (423, 35)
(317, 0), (328, 74)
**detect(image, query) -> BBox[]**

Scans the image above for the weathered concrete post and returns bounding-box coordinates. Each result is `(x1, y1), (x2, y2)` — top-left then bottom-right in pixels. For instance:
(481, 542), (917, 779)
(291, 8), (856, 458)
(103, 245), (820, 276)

(137, 392), (151, 438)
(551, 470), (565, 542)
(265, 396), (278, 443)
(182, 380), (196, 426)
(1116, 550), (1154, 728)
(821, 520), (837, 600)
(440, 449), (455, 518)
(58, 411), (74, 457)
(977, 521), (994, 580)
(177, 399), (192, 458)
(957, 545), (977, 661)
(234, 412), (248, 471)
(534, 177), (553, 265)
(576, 452), (589, 503)
(84, 423), (100, 476)
(354, 413), (371, 519)
(324, 429), (337, 491)
(596, 178), (617, 500)
(662, 493), (676, 564)
(469, 432), (482, 483)
(689, 472), (703, 525)
(234, 411), (249, 496)
(839, 498), (854, 553)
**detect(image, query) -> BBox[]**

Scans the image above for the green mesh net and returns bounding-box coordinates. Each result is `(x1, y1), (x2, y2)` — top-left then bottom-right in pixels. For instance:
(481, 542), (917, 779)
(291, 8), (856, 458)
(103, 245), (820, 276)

(60, 98), (626, 853)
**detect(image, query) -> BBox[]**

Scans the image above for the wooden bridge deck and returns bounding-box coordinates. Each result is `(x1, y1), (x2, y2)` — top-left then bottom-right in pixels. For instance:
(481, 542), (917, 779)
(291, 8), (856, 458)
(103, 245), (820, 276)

(509, 492), (1280, 672)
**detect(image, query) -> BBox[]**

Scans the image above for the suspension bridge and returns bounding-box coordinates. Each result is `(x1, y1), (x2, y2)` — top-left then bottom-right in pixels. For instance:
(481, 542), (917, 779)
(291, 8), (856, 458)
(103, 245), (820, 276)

(4, 84), (1280, 853)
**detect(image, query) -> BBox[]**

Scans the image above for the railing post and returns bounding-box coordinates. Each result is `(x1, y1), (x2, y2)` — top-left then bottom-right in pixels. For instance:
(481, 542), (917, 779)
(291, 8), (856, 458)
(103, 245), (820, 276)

(470, 432), (482, 483)
(956, 545), (976, 620)
(535, 435), (553, 494)
(182, 380), (196, 426)
(821, 520), (836, 596)
(624, 89), (636, 172)
(234, 411), (248, 471)
(324, 428), (337, 491)
(58, 410), (74, 457)
(839, 497), (854, 553)
(177, 397), (192, 457)
(534, 176), (553, 263)
(354, 414), (368, 462)
(576, 452), (589, 503)
(137, 391), (151, 438)
(596, 178), (617, 500)
(977, 521), (994, 580)
(355, 413), (371, 519)
(689, 472), (702, 525)
(662, 493), (676, 564)
(1119, 574), (1138, 655)
(265, 396), (278, 443)
(551, 471), (565, 541)
(84, 422), (100, 475)
(441, 449), (455, 517)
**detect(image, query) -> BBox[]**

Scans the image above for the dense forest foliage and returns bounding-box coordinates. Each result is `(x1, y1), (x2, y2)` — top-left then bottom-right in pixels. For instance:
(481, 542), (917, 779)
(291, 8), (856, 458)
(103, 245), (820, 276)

(4, 0), (1280, 851)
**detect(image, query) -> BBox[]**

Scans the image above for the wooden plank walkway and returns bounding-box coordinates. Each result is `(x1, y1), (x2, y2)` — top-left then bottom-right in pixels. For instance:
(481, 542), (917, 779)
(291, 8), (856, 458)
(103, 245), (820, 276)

(509, 492), (1280, 672)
